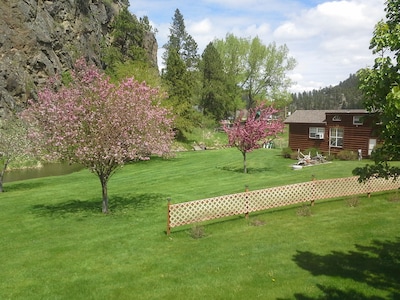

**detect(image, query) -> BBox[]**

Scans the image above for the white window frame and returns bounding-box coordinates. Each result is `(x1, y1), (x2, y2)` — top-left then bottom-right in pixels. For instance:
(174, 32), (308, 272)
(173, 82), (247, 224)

(309, 127), (325, 139)
(329, 127), (344, 148)
(353, 116), (363, 125)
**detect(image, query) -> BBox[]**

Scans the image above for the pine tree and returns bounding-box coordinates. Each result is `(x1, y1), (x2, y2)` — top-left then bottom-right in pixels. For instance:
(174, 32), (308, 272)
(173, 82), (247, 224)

(200, 43), (230, 121)
(162, 9), (201, 138)
(162, 9), (199, 69)
(163, 48), (198, 138)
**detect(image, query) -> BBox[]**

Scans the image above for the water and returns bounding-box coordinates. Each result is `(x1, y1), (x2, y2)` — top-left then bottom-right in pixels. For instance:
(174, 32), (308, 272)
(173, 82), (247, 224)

(3, 163), (83, 183)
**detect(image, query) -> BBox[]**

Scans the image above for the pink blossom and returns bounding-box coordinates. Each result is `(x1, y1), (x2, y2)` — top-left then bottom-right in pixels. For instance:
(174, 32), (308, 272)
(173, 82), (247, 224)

(23, 59), (174, 213)
(223, 104), (284, 173)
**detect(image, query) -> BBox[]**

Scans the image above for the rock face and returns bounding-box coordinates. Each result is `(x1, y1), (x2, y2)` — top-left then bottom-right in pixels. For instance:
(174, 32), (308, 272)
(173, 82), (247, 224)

(0, 0), (157, 117)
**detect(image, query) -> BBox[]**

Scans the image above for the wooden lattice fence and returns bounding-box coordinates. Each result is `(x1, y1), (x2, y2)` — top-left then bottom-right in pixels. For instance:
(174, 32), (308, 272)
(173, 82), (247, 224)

(166, 176), (399, 234)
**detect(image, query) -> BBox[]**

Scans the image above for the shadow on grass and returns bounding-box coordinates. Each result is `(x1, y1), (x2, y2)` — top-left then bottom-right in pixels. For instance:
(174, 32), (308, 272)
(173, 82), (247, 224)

(287, 237), (400, 300)
(31, 193), (166, 217)
(217, 166), (273, 174)
(3, 181), (45, 192)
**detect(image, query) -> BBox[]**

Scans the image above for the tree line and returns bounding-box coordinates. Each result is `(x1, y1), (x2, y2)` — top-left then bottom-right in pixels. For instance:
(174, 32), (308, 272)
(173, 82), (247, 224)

(105, 8), (297, 139)
(290, 74), (363, 111)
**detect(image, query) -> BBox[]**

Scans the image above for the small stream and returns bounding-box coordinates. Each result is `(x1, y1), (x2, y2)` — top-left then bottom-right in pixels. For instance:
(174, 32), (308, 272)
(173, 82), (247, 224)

(4, 163), (83, 183)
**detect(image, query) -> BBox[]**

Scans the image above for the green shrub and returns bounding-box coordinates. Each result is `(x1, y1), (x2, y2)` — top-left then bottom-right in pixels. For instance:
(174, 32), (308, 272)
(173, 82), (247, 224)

(346, 196), (360, 207)
(281, 147), (293, 158)
(290, 151), (299, 160)
(188, 224), (206, 239)
(324, 153), (335, 161)
(249, 218), (266, 226)
(387, 191), (400, 202)
(282, 148), (300, 160)
(296, 204), (312, 217)
(304, 148), (320, 157)
(337, 150), (357, 160)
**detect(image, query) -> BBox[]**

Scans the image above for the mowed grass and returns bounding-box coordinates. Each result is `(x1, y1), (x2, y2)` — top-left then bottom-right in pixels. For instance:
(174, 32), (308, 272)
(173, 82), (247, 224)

(1, 148), (399, 299)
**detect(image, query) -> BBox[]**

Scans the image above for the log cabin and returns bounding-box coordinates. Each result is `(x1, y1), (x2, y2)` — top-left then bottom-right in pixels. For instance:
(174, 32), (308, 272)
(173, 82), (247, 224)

(284, 109), (379, 158)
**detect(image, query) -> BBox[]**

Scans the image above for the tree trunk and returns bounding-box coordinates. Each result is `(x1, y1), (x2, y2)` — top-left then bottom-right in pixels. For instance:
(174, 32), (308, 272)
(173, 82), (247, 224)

(243, 151), (247, 173)
(100, 176), (109, 213)
(0, 158), (10, 193)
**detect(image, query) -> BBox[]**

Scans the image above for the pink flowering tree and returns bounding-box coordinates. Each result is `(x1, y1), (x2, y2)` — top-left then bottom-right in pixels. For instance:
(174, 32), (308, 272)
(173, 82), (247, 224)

(223, 104), (284, 173)
(23, 59), (174, 213)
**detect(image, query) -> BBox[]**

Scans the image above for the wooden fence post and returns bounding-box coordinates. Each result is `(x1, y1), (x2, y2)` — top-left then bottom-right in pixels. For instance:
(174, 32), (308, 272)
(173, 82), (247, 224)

(367, 178), (371, 198)
(310, 175), (316, 206)
(245, 185), (249, 219)
(166, 197), (171, 235)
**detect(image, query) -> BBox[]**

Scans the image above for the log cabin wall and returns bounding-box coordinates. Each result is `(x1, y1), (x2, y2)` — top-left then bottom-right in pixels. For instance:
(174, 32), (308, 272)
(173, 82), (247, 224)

(325, 112), (377, 157)
(288, 123), (328, 153)
(286, 110), (378, 158)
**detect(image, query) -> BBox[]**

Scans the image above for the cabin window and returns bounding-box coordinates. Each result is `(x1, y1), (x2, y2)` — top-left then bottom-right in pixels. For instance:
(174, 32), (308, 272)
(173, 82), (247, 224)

(309, 127), (325, 139)
(329, 127), (344, 148)
(353, 116), (363, 125)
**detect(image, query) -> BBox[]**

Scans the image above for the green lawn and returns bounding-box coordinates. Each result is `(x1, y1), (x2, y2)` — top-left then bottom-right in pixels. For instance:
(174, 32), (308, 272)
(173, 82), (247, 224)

(1, 148), (399, 299)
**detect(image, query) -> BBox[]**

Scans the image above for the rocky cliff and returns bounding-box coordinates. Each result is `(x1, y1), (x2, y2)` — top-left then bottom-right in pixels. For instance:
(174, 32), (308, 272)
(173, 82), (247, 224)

(0, 0), (157, 117)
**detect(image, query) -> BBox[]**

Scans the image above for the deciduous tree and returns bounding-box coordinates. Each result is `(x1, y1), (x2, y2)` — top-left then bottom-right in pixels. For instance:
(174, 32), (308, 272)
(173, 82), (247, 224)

(214, 34), (296, 108)
(353, 0), (400, 182)
(23, 59), (174, 213)
(0, 114), (31, 192)
(223, 104), (284, 173)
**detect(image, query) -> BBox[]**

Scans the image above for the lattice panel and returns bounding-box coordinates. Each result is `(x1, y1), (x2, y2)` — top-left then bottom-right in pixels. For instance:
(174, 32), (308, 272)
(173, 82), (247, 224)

(313, 177), (365, 200)
(247, 181), (314, 212)
(367, 177), (399, 193)
(169, 192), (248, 227)
(168, 176), (399, 230)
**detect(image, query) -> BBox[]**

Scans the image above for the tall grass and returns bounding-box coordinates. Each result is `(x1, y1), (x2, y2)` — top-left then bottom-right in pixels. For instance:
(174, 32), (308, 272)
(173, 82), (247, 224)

(1, 148), (399, 299)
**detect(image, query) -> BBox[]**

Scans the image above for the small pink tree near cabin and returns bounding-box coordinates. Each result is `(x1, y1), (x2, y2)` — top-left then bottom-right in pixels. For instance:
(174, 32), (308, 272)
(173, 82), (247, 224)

(24, 59), (174, 213)
(223, 104), (284, 173)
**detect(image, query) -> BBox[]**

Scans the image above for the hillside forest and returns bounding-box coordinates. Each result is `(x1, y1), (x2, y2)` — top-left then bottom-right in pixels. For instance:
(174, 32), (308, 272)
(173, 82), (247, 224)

(290, 74), (363, 111)
(104, 6), (364, 139)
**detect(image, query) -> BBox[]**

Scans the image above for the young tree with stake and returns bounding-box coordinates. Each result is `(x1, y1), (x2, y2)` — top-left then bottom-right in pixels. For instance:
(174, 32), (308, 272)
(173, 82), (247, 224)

(24, 59), (174, 213)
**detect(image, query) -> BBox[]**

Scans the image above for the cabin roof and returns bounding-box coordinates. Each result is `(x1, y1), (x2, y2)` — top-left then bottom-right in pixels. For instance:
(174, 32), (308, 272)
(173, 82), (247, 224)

(284, 110), (327, 124)
(284, 109), (369, 124)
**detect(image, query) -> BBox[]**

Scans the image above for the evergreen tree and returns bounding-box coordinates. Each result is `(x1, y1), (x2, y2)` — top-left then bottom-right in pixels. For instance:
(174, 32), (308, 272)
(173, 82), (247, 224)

(162, 9), (201, 138)
(102, 7), (156, 81)
(290, 74), (363, 111)
(163, 48), (199, 138)
(200, 43), (230, 121)
(111, 8), (141, 56)
(162, 9), (199, 70)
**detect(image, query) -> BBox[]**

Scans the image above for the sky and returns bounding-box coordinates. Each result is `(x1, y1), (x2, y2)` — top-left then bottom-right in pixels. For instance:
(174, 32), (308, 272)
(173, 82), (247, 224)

(128, 0), (386, 93)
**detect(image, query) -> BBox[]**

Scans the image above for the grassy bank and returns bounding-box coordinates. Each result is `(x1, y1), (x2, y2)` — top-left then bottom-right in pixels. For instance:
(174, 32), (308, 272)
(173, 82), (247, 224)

(1, 148), (399, 299)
